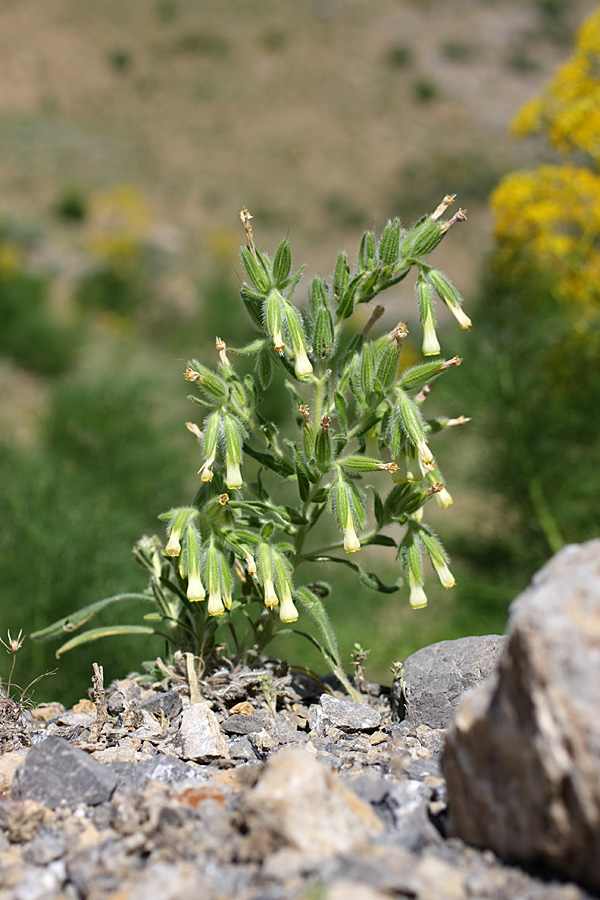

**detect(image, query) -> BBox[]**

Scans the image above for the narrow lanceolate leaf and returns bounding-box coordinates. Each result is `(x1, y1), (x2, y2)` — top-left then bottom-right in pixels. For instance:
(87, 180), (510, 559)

(339, 455), (386, 474)
(241, 246), (271, 294)
(30, 594), (155, 641)
(333, 251), (350, 300)
(314, 428), (332, 472)
(55, 625), (158, 658)
(334, 391), (348, 432)
(360, 343), (376, 396)
(400, 360), (451, 392)
(336, 273), (362, 319)
(304, 554), (401, 594)
(257, 346), (273, 390)
(358, 230), (377, 271)
(308, 275), (331, 319)
(378, 218), (402, 266)
(375, 341), (401, 392)
(399, 217), (444, 260)
(240, 287), (266, 329)
(383, 482), (429, 521)
(242, 443), (295, 478)
(312, 307), (335, 360)
(293, 587), (341, 668)
(272, 239), (292, 286)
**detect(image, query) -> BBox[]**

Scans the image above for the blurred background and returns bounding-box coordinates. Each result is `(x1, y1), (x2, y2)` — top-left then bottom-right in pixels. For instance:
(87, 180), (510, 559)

(1, 0), (599, 704)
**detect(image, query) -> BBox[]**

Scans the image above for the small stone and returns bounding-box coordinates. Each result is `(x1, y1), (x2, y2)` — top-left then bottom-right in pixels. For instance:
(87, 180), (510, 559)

(0, 799), (45, 842)
(229, 701), (255, 715)
(179, 704), (230, 761)
(138, 690), (182, 719)
(22, 830), (67, 864)
(221, 712), (269, 735)
(239, 746), (384, 862)
(31, 703), (65, 724)
(227, 736), (257, 761)
(12, 736), (118, 808)
(0, 749), (27, 797)
(308, 695), (381, 734)
(369, 731), (388, 746)
(72, 699), (95, 715)
(107, 753), (206, 789)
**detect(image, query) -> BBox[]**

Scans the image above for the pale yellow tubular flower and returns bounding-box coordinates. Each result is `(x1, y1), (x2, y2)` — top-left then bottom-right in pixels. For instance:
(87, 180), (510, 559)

(198, 452), (216, 483)
(263, 577), (279, 608)
(422, 311), (441, 356)
(409, 581), (428, 610)
(433, 561), (456, 589)
(187, 572), (206, 602)
(343, 511), (361, 553)
(435, 486), (454, 508)
(278, 584), (299, 623)
(449, 305), (472, 330)
(294, 346), (314, 379)
(225, 457), (243, 490)
(207, 580), (225, 616)
(166, 532), (181, 557)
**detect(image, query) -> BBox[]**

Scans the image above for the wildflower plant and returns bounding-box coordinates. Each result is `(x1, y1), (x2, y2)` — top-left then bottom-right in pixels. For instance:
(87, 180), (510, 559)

(32, 199), (470, 695)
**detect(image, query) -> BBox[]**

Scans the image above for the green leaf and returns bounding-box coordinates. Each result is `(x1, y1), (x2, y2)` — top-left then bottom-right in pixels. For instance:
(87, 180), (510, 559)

(362, 534), (396, 548)
(367, 485), (384, 528)
(336, 273), (362, 319)
(55, 625), (158, 658)
(304, 555), (401, 593)
(272, 239), (292, 286)
(242, 442), (295, 477)
(231, 339), (265, 355)
(30, 593), (155, 642)
(294, 587), (341, 668)
(334, 391), (347, 432)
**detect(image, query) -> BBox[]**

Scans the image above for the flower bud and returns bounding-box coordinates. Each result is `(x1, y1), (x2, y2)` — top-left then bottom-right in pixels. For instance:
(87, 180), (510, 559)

(285, 304), (313, 378)
(428, 270), (472, 329)
(163, 507), (196, 558)
(223, 414), (243, 490)
(400, 217), (444, 260)
(185, 524), (205, 601)
(265, 289), (285, 354)
(378, 218), (401, 266)
(272, 238), (292, 286)
(395, 391), (434, 466)
(241, 245), (271, 294)
(198, 411), (220, 482)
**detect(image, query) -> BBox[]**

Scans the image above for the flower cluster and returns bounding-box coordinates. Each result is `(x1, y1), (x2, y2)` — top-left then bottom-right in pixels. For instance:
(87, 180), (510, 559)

(33, 201), (470, 687)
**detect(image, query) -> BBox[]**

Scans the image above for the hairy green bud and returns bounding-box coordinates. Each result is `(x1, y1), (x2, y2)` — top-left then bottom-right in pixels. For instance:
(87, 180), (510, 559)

(400, 217), (444, 260)
(272, 239), (292, 287)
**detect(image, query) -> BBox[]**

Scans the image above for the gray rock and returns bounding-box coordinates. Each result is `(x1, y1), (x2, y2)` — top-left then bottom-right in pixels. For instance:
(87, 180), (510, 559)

(221, 711), (269, 735)
(12, 737), (118, 808)
(107, 754), (206, 789)
(22, 830), (67, 865)
(400, 634), (505, 728)
(227, 736), (258, 761)
(308, 694), (382, 734)
(239, 746), (384, 862)
(442, 540), (600, 890)
(179, 704), (230, 761)
(137, 690), (182, 719)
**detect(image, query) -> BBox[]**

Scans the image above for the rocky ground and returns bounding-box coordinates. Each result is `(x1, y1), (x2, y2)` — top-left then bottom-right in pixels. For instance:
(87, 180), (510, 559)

(0, 624), (596, 900)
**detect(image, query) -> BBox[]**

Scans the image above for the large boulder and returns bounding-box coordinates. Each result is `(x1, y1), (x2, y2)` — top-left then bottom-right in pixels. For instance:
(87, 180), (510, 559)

(442, 540), (600, 889)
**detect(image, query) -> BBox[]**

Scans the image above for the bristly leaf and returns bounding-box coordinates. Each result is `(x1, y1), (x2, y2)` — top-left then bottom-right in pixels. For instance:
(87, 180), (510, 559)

(272, 239), (292, 286)
(30, 594), (155, 642)
(257, 346), (273, 390)
(334, 391), (348, 432)
(305, 554), (401, 594)
(294, 587), (341, 668)
(54, 625), (159, 658)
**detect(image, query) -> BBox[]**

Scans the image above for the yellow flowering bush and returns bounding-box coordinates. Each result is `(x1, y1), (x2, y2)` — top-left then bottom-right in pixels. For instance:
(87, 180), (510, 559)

(491, 7), (600, 318)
